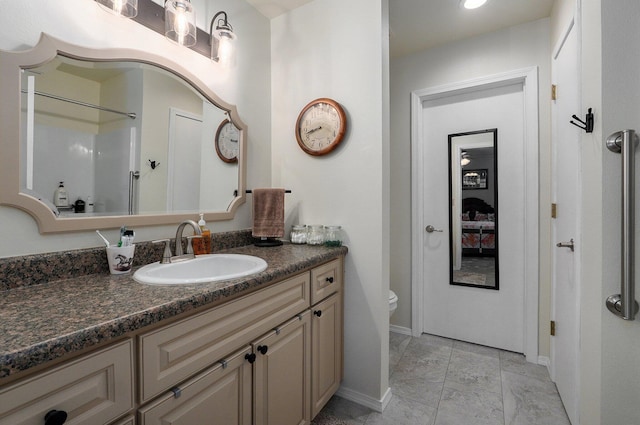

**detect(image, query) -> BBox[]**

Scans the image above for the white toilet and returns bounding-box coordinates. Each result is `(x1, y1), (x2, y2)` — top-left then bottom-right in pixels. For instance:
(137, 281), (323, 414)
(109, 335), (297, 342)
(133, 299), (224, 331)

(389, 290), (398, 318)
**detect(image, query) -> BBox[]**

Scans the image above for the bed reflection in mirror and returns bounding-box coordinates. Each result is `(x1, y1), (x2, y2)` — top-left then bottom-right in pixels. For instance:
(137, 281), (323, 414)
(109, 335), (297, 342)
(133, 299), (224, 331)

(448, 129), (499, 290)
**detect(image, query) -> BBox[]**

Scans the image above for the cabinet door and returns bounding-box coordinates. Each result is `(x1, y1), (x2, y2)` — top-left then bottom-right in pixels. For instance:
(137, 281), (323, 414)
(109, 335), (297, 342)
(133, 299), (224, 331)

(311, 292), (343, 418)
(138, 347), (252, 425)
(0, 340), (134, 425)
(253, 311), (311, 425)
(139, 272), (310, 403)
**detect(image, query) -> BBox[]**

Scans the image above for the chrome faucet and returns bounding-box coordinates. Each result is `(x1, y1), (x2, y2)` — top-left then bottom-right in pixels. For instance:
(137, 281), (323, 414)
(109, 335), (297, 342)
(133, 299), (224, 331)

(174, 219), (202, 256)
(152, 220), (202, 264)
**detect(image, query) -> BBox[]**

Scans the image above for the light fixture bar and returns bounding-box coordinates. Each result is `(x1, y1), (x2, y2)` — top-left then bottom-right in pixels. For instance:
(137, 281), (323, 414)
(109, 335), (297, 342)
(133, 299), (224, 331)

(132, 0), (211, 58)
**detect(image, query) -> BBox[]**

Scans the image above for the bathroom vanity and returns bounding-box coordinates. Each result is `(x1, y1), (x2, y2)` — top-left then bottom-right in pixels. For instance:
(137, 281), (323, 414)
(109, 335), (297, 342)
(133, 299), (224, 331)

(0, 243), (346, 425)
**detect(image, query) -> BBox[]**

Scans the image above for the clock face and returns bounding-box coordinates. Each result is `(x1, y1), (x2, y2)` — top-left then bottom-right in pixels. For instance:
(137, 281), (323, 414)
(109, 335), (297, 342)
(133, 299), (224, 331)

(215, 119), (239, 163)
(295, 98), (346, 156)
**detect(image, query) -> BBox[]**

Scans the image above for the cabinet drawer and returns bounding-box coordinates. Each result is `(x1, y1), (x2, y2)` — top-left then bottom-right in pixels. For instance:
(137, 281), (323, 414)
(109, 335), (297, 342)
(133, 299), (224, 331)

(0, 339), (134, 425)
(138, 347), (252, 425)
(311, 258), (343, 305)
(139, 272), (310, 402)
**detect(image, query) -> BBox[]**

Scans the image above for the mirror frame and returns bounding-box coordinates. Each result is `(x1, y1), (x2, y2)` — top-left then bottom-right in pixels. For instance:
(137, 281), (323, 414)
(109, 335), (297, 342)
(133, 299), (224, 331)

(448, 128), (499, 290)
(0, 34), (246, 233)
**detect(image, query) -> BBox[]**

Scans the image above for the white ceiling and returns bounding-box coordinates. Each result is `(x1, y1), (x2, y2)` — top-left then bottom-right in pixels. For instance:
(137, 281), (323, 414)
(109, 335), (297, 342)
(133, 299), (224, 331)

(389, 0), (555, 58)
(246, 0), (555, 58)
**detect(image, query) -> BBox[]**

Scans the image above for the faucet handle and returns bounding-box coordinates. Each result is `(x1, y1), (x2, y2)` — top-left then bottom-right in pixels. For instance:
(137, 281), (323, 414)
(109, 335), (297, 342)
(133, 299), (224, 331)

(185, 235), (202, 255)
(152, 239), (172, 264)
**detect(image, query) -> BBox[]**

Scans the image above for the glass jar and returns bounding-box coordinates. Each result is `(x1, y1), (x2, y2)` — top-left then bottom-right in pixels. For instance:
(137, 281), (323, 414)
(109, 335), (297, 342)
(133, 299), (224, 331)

(306, 225), (325, 245)
(324, 225), (344, 247)
(290, 224), (307, 244)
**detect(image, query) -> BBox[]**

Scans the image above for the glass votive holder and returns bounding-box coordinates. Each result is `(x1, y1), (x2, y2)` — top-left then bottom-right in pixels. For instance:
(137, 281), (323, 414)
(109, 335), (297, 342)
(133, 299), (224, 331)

(324, 225), (343, 247)
(306, 225), (325, 245)
(290, 224), (307, 244)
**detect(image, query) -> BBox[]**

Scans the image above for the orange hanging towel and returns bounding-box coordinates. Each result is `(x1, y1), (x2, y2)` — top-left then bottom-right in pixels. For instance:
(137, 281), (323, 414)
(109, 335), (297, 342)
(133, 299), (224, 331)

(252, 188), (285, 238)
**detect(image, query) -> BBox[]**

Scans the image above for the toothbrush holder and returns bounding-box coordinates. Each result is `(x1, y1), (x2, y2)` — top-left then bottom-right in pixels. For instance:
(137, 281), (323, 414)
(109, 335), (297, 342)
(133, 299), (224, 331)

(106, 244), (136, 274)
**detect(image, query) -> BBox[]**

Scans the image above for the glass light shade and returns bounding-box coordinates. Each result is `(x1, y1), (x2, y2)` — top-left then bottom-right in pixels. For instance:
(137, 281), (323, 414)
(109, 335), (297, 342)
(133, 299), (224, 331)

(212, 28), (236, 64)
(96, 0), (138, 18)
(165, 0), (196, 47)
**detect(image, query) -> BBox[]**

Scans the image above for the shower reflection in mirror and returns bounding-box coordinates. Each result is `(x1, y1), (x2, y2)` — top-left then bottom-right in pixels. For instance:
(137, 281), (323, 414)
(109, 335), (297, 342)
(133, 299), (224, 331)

(448, 129), (499, 290)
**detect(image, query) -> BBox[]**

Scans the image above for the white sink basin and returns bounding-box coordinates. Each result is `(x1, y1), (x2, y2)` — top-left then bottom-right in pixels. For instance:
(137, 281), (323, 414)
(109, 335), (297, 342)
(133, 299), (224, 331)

(133, 254), (268, 285)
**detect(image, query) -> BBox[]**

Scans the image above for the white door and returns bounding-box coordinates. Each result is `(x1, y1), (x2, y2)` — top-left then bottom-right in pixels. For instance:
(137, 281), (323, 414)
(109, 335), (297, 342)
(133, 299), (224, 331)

(551, 20), (581, 425)
(421, 83), (526, 353)
(167, 109), (203, 212)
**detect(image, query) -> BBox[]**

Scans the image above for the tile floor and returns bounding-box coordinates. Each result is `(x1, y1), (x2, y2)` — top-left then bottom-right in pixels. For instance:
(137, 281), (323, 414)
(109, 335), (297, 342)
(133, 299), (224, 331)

(312, 332), (571, 425)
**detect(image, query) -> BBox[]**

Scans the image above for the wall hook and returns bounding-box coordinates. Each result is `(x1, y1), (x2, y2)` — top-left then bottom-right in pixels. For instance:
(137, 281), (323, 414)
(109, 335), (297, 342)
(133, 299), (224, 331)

(148, 159), (160, 170)
(570, 107), (594, 133)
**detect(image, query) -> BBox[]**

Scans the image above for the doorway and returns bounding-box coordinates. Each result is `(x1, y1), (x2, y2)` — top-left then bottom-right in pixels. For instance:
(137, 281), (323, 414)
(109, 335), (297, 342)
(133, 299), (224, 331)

(167, 108), (203, 212)
(411, 68), (540, 360)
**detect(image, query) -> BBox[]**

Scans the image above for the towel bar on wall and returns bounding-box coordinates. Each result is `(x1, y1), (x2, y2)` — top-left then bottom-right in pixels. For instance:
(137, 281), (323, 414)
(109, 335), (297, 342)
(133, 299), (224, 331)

(233, 189), (292, 196)
(605, 129), (640, 320)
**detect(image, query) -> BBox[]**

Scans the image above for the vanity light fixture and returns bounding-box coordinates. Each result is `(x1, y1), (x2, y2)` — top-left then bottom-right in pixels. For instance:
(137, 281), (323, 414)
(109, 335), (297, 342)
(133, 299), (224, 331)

(209, 11), (236, 63)
(462, 0), (488, 10)
(95, 0), (138, 18)
(165, 0), (197, 47)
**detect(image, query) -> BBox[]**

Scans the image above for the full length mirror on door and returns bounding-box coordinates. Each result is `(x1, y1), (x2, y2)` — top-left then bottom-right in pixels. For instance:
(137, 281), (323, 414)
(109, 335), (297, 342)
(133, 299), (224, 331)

(448, 129), (499, 289)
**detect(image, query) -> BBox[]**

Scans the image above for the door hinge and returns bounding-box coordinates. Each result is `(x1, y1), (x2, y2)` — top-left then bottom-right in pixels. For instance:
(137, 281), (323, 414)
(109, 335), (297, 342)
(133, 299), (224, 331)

(551, 203), (557, 218)
(551, 84), (557, 101)
(550, 320), (556, 336)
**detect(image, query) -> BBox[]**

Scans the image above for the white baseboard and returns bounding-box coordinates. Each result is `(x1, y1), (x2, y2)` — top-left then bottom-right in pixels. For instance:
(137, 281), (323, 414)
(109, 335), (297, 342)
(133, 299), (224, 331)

(538, 355), (551, 375)
(389, 324), (412, 335)
(335, 385), (393, 413)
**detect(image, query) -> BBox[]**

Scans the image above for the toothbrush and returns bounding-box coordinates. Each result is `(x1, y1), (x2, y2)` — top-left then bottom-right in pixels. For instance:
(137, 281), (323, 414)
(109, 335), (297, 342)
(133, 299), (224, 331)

(118, 225), (126, 247)
(96, 230), (111, 247)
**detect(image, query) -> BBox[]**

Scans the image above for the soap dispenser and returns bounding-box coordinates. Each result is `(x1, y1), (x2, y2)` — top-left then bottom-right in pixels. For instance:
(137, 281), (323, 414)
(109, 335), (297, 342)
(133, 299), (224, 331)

(193, 213), (211, 255)
(53, 182), (69, 208)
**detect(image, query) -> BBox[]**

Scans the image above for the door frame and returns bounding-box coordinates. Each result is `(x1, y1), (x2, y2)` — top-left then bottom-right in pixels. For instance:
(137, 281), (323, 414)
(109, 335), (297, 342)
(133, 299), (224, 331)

(410, 67), (540, 361)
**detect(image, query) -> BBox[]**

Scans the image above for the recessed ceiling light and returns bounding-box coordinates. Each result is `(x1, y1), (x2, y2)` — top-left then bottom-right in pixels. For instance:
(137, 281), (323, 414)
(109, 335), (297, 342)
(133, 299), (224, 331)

(462, 0), (488, 10)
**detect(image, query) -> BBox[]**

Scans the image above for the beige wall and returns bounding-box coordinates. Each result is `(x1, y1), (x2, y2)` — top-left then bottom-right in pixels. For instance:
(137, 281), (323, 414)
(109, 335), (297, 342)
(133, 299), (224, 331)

(271, 0), (391, 408)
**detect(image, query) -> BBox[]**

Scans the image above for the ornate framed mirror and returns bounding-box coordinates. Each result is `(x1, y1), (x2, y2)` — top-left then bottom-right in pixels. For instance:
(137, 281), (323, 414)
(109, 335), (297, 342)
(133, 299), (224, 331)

(0, 34), (246, 233)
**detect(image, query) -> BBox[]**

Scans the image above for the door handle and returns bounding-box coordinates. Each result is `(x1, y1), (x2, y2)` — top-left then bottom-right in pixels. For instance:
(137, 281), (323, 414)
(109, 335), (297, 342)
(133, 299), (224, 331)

(556, 238), (574, 252)
(425, 225), (443, 233)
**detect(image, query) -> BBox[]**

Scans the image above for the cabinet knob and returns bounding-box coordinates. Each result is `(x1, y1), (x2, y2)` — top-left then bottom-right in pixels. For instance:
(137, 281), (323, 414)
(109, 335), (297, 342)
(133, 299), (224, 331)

(257, 345), (268, 355)
(314, 310), (322, 317)
(44, 410), (68, 425)
(325, 276), (334, 283)
(245, 353), (256, 364)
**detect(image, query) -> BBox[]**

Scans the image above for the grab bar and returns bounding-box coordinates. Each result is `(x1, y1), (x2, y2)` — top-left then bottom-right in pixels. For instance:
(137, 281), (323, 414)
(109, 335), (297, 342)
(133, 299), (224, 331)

(605, 129), (640, 320)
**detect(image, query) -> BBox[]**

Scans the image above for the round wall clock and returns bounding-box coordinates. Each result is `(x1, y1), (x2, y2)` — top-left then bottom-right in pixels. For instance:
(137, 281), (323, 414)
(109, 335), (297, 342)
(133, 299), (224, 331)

(215, 119), (239, 163)
(295, 98), (347, 156)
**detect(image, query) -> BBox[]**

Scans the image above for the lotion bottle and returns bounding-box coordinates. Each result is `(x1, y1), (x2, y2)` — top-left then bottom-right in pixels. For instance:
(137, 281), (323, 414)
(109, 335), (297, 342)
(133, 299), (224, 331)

(53, 182), (69, 208)
(193, 213), (211, 255)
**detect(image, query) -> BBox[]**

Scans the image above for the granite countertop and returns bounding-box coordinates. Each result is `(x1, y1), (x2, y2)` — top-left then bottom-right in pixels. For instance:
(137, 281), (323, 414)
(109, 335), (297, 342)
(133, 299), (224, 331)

(0, 243), (347, 381)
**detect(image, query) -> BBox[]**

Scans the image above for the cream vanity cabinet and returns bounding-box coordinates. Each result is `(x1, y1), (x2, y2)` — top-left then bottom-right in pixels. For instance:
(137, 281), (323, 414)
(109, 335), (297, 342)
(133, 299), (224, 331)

(138, 256), (343, 425)
(0, 339), (135, 425)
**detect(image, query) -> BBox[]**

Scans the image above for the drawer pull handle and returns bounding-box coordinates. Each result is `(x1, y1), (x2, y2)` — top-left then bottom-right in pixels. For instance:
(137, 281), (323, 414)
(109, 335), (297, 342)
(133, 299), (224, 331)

(245, 353), (256, 364)
(219, 359), (228, 369)
(314, 310), (322, 317)
(257, 345), (268, 355)
(44, 410), (68, 425)
(171, 387), (182, 399)
(326, 276), (334, 283)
